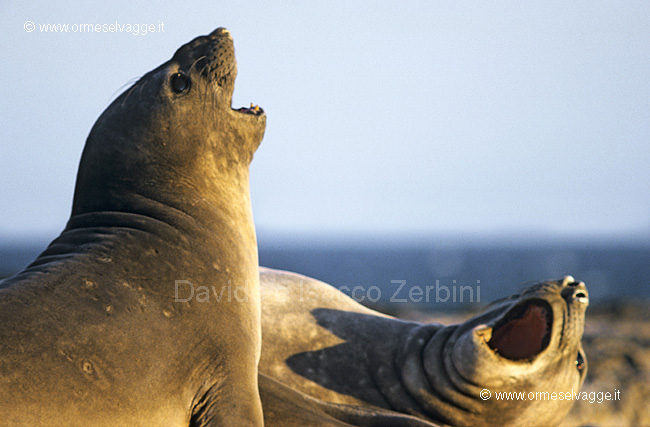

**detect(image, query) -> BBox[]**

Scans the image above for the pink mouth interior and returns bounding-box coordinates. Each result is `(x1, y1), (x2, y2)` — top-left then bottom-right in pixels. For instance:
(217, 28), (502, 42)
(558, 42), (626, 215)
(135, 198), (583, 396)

(488, 303), (550, 360)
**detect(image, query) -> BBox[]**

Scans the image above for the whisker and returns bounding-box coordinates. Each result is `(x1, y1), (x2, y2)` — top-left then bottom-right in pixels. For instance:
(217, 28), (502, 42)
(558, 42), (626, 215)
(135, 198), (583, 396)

(137, 80), (149, 99)
(188, 55), (207, 75)
(120, 78), (142, 107)
(111, 77), (140, 101)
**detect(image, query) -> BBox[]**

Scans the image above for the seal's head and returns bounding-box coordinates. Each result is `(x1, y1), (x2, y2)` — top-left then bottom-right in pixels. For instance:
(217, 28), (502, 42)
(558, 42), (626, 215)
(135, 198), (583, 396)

(434, 276), (588, 426)
(71, 27), (265, 222)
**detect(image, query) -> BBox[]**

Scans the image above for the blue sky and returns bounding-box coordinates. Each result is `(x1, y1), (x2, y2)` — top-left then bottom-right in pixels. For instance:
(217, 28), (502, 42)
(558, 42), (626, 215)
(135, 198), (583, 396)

(2, 2), (649, 241)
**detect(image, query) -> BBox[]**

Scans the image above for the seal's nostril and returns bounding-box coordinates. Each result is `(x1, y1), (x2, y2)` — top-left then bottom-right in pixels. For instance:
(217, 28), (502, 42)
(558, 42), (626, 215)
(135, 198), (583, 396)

(561, 283), (589, 304)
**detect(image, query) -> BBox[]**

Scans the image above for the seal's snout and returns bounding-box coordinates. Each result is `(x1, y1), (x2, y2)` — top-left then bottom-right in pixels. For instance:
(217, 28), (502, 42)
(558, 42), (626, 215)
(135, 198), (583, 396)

(211, 27), (232, 39)
(561, 275), (576, 286)
(561, 279), (589, 305)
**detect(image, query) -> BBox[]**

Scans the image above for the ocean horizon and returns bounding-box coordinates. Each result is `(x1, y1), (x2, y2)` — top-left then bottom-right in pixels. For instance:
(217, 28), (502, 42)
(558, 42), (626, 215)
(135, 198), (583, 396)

(1, 233), (648, 313)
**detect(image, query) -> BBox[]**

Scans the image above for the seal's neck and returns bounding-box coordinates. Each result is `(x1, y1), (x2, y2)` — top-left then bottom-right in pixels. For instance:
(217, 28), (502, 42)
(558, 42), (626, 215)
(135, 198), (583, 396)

(367, 323), (477, 425)
(24, 169), (257, 289)
(71, 165), (254, 237)
(69, 116), (257, 244)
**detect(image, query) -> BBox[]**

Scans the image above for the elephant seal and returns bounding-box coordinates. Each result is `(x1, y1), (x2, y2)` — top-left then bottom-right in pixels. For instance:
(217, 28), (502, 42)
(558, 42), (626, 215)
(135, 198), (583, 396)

(0, 28), (265, 426)
(259, 269), (588, 427)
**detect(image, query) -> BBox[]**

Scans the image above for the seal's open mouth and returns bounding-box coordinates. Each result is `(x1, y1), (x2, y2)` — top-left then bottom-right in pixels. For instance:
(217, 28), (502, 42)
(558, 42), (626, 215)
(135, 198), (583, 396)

(487, 299), (553, 360)
(236, 103), (264, 116)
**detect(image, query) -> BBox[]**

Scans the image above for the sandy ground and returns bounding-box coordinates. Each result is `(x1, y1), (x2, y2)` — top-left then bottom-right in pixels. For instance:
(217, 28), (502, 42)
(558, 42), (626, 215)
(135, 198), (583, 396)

(561, 302), (650, 427)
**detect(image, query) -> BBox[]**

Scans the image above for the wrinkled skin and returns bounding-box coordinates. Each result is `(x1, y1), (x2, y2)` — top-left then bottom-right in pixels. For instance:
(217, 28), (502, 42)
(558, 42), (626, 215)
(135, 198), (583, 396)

(0, 28), (266, 426)
(259, 269), (588, 427)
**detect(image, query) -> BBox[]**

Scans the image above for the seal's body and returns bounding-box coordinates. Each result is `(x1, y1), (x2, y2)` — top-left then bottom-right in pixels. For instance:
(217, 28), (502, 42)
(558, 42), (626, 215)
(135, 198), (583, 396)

(259, 268), (588, 427)
(259, 373), (441, 427)
(0, 28), (266, 426)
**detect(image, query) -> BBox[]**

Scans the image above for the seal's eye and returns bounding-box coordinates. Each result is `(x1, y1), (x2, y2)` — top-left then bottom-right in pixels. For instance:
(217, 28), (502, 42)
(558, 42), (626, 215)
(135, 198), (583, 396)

(575, 351), (585, 372)
(170, 72), (190, 93)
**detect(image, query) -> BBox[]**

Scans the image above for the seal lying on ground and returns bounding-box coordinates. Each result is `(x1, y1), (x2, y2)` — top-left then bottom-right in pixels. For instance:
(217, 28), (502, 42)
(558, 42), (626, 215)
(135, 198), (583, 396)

(259, 269), (588, 427)
(0, 28), (266, 426)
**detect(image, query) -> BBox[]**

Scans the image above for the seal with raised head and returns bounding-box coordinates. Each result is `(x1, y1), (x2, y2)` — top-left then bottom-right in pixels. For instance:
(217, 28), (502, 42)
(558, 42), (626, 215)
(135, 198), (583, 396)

(0, 28), (266, 426)
(259, 270), (588, 426)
